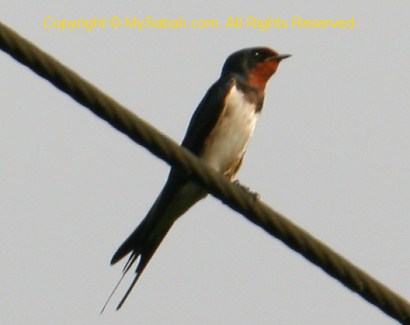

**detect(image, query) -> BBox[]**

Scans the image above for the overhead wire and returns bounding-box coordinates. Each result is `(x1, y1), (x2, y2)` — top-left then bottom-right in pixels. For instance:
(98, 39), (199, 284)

(1, 21), (409, 324)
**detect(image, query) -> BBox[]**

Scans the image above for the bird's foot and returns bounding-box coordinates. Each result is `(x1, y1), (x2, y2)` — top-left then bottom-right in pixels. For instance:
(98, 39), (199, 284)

(232, 180), (261, 202)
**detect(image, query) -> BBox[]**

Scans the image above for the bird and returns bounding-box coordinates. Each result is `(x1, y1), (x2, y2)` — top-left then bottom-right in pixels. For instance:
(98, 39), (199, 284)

(106, 47), (290, 310)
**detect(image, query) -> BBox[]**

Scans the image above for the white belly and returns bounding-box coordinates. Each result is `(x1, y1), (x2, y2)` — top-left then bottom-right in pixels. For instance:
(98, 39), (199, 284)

(201, 85), (260, 176)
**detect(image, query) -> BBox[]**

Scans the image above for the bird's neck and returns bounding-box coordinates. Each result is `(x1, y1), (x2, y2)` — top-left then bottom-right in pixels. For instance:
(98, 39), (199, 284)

(248, 60), (280, 91)
(233, 79), (265, 112)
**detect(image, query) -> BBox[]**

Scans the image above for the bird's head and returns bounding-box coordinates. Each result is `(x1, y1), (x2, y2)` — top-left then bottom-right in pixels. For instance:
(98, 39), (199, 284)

(221, 47), (291, 90)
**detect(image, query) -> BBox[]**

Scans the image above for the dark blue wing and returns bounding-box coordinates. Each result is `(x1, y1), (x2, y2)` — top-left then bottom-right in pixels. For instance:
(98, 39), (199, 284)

(181, 76), (234, 155)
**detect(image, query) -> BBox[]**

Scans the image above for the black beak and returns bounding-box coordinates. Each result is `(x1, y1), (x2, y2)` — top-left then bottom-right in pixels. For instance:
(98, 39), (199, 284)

(269, 53), (291, 61)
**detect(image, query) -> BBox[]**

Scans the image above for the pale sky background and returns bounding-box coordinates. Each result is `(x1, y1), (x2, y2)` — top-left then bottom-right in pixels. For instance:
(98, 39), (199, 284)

(1, 1), (409, 324)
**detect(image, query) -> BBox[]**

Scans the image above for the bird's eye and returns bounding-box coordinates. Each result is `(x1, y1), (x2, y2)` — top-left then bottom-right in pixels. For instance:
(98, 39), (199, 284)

(253, 50), (260, 57)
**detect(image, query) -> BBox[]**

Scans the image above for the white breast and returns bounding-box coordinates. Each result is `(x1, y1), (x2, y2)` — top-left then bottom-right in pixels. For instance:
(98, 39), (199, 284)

(201, 85), (260, 175)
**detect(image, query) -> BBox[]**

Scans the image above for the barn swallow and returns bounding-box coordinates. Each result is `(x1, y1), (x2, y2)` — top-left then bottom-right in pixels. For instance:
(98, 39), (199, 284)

(106, 47), (290, 310)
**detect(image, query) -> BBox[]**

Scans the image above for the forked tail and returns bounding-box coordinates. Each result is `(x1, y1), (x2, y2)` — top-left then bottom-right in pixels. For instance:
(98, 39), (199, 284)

(102, 178), (207, 311)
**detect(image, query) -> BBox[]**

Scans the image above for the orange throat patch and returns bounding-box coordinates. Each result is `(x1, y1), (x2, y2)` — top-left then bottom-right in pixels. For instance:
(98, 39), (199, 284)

(248, 60), (280, 90)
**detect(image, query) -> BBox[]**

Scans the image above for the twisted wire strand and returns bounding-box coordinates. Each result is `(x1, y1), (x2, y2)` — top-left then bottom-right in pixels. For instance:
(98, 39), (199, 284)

(1, 21), (409, 324)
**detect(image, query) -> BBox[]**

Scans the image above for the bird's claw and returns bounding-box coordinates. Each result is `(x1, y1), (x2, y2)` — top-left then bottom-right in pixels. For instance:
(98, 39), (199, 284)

(232, 180), (261, 202)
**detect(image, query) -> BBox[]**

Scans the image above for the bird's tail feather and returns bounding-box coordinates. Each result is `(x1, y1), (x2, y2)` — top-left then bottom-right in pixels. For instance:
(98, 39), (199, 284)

(115, 226), (168, 310)
(101, 210), (175, 312)
(103, 180), (207, 311)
